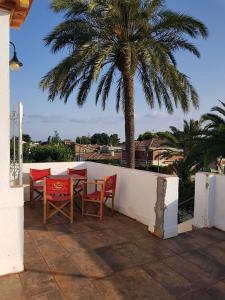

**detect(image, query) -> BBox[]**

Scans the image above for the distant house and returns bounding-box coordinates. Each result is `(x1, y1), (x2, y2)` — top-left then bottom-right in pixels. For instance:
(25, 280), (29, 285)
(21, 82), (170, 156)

(63, 141), (122, 161)
(122, 139), (183, 167)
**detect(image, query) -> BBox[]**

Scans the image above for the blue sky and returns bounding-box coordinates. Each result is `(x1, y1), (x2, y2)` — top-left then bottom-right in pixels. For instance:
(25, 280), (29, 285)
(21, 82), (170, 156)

(10, 0), (225, 141)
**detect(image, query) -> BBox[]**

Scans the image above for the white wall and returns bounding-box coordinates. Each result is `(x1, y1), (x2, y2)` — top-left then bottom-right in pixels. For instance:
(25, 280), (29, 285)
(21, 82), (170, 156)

(0, 10), (24, 276)
(194, 172), (225, 231)
(23, 161), (179, 239)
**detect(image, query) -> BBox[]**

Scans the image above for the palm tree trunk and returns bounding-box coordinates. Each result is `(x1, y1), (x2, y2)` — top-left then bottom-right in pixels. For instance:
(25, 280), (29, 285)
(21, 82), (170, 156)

(123, 73), (135, 168)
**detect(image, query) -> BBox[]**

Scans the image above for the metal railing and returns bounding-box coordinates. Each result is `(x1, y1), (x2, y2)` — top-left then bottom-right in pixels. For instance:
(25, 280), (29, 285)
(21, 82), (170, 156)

(10, 102), (23, 186)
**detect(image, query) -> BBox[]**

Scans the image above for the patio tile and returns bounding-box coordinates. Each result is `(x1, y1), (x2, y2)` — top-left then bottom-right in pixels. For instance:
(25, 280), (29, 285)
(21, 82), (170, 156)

(52, 269), (103, 300)
(0, 274), (24, 300)
(206, 281), (225, 300)
(46, 224), (71, 237)
(20, 258), (58, 297)
(24, 241), (42, 264)
(142, 261), (192, 297)
(181, 249), (225, 281)
(95, 242), (156, 272)
(36, 238), (69, 263)
(161, 232), (203, 254)
(1, 204), (224, 300)
(200, 244), (225, 266)
(163, 255), (216, 288)
(26, 290), (64, 300)
(55, 233), (113, 278)
(177, 289), (214, 300)
(188, 228), (225, 246)
(74, 228), (128, 249)
(134, 237), (176, 259)
(71, 248), (113, 279)
(65, 221), (92, 233)
(93, 267), (175, 300)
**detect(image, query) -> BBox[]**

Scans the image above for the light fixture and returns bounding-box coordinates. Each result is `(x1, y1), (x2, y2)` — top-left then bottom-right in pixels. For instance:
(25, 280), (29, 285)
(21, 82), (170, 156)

(9, 42), (23, 71)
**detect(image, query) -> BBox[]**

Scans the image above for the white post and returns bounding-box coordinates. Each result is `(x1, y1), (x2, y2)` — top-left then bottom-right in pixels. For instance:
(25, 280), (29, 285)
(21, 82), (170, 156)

(0, 9), (10, 188)
(0, 9), (24, 276)
(193, 173), (216, 228)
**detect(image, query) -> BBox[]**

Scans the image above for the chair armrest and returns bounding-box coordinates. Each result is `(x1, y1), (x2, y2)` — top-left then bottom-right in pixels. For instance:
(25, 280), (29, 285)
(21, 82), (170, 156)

(82, 181), (103, 186)
(94, 179), (104, 182)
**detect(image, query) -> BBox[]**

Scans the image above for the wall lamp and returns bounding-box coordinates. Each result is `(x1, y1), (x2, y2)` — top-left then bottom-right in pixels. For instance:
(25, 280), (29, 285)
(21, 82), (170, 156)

(9, 42), (23, 71)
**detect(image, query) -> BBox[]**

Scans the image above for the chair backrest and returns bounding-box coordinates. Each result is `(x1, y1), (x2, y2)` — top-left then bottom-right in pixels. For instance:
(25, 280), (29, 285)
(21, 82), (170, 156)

(30, 168), (51, 181)
(45, 177), (71, 196)
(67, 168), (87, 177)
(104, 174), (117, 192)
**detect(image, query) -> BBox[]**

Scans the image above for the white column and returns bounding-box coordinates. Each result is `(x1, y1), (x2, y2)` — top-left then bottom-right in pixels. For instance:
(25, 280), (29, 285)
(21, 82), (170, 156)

(0, 9), (24, 276)
(0, 9), (10, 188)
(193, 173), (216, 228)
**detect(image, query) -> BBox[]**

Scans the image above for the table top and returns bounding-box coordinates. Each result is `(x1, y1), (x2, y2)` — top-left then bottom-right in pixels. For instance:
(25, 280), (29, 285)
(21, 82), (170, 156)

(48, 174), (87, 180)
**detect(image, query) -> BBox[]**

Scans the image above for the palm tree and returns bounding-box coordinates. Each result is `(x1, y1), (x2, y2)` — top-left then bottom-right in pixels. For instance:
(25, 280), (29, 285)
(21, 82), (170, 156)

(40, 0), (208, 168)
(201, 100), (225, 129)
(157, 119), (202, 159)
(200, 101), (225, 173)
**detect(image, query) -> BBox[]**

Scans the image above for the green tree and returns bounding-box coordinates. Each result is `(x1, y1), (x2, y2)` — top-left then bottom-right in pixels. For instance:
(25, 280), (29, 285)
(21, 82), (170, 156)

(50, 130), (62, 145)
(40, 0), (208, 168)
(27, 145), (73, 163)
(91, 133), (110, 145)
(76, 136), (90, 144)
(23, 134), (32, 144)
(137, 131), (154, 141)
(109, 134), (120, 146)
(201, 100), (225, 130)
(199, 101), (225, 173)
(158, 119), (202, 159)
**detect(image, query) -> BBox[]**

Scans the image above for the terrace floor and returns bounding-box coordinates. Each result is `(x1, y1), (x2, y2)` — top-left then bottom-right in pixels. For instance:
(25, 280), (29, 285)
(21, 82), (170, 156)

(2, 204), (225, 299)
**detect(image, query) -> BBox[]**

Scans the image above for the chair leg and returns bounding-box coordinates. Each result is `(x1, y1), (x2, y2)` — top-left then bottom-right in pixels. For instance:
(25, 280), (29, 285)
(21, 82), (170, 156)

(30, 187), (34, 208)
(112, 196), (114, 216)
(100, 202), (103, 221)
(82, 199), (85, 216)
(70, 199), (74, 224)
(44, 201), (47, 224)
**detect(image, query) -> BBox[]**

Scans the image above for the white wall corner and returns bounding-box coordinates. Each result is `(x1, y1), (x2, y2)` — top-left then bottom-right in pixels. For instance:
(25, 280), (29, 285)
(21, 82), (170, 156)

(153, 176), (178, 239)
(193, 173), (216, 229)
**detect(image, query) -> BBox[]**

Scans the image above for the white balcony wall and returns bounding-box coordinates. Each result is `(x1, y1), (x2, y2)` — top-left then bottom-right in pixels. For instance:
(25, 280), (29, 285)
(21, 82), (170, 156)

(194, 172), (225, 231)
(23, 162), (179, 239)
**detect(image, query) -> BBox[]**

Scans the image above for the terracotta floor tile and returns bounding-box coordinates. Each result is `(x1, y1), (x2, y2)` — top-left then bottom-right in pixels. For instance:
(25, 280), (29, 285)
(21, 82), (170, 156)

(188, 228), (225, 246)
(142, 261), (192, 296)
(134, 237), (176, 259)
(26, 289), (64, 300)
(94, 267), (175, 300)
(163, 255), (216, 288)
(20, 258), (58, 297)
(181, 249), (225, 281)
(71, 248), (113, 279)
(206, 281), (225, 300)
(36, 238), (69, 263)
(178, 288), (214, 300)
(161, 232), (203, 254)
(95, 242), (156, 271)
(1, 204), (225, 300)
(74, 228), (128, 249)
(0, 274), (24, 300)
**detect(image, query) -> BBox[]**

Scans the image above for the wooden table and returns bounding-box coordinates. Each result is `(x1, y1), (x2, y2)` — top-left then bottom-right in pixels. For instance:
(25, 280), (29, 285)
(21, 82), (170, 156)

(48, 174), (87, 209)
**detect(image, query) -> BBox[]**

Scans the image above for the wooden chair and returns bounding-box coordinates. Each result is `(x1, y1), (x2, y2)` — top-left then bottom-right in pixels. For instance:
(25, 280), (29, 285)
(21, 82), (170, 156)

(67, 168), (87, 199)
(82, 174), (117, 220)
(30, 168), (51, 207)
(43, 177), (74, 224)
